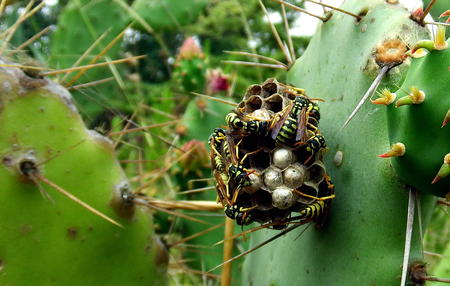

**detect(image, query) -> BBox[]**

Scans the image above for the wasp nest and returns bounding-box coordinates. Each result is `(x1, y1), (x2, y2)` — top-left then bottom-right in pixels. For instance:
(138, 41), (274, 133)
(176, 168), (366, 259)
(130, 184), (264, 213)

(209, 78), (334, 226)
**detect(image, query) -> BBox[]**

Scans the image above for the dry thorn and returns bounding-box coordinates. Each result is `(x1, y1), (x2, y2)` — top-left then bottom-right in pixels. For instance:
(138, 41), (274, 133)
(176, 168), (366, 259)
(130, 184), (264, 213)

(107, 119), (179, 137)
(400, 189), (416, 286)
(0, 1), (45, 54)
(40, 55), (146, 77)
(224, 50), (288, 67)
(60, 28), (111, 83)
(258, 0), (292, 65)
(425, 21), (450, 27)
(0, 64), (50, 71)
(420, 0), (437, 24)
(170, 222), (225, 248)
(281, 4), (296, 60)
(64, 24), (132, 86)
(271, 0), (328, 22)
(0, 0), (7, 16)
(133, 197), (212, 225)
(140, 103), (178, 120)
(136, 198), (223, 212)
(222, 60), (287, 70)
(8, 26), (52, 56)
(342, 65), (390, 129)
(178, 186), (216, 195)
(304, 0), (362, 20)
(437, 199), (450, 207)
(67, 77), (115, 90)
(33, 173), (123, 228)
(191, 92), (238, 107)
(36, 139), (87, 167)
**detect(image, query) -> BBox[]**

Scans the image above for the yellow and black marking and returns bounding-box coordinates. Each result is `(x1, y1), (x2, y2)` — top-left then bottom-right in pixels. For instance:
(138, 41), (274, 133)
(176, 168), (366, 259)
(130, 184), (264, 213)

(209, 128), (227, 172)
(225, 204), (254, 225)
(299, 200), (326, 220)
(272, 96), (310, 145)
(226, 112), (246, 130)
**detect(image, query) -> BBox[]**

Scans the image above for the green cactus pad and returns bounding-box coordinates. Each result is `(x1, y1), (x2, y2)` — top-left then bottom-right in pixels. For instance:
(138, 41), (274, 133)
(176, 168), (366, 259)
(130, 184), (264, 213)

(0, 61), (166, 285)
(387, 44), (450, 197)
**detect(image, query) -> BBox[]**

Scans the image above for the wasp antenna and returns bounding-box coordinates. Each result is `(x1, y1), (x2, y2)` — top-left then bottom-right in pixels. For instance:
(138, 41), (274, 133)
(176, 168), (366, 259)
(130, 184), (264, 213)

(191, 92), (238, 107)
(342, 65), (390, 129)
(400, 188), (416, 286)
(208, 222), (304, 273)
(33, 174), (123, 228)
(222, 60), (288, 70)
(224, 50), (288, 67)
(271, 0), (328, 22)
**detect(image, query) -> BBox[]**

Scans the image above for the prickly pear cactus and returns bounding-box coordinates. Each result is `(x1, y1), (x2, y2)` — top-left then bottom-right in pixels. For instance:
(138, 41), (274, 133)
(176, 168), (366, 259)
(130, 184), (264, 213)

(387, 42), (450, 198)
(0, 60), (166, 285)
(242, 0), (441, 285)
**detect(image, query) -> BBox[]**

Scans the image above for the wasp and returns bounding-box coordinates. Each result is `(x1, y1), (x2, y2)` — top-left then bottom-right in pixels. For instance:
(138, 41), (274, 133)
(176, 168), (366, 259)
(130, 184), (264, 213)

(209, 128), (227, 172)
(270, 95), (311, 146)
(225, 204), (255, 225)
(304, 134), (326, 163)
(226, 111), (268, 136)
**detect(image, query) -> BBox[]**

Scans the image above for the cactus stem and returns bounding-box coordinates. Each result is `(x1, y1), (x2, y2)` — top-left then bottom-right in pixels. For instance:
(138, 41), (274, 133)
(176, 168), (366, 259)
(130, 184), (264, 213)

(67, 77), (114, 90)
(411, 40), (435, 53)
(371, 88), (396, 105)
(431, 153), (450, 184)
(442, 109), (450, 128)
(342, 65), (389, 128)
(224, 50), (288, 67)
(33, 173), (123, 228)
(191, 92), (238, 107)
(395, 87), (425, 107)
(221, 218), (235, 286)
(303, 0), (362, 21)
(41, 55), (146, 77)
(259, 0), (293, 65)
(378, 142), (405, 158)
(214, 222), (279, 246)
(8, 25), (51, 56)
(271, 0), (329, 22)
(222, 60), (287, 70)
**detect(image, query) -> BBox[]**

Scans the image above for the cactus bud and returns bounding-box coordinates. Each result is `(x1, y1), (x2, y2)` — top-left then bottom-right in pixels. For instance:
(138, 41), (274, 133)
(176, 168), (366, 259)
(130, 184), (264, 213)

(431, 153), (450, 184)
(442, 109), (450, 128)
(395, 87), (425, 107)
(371, 88), (396, 105)
(434, 26), (448, 51)
(378, 142), (405, 158)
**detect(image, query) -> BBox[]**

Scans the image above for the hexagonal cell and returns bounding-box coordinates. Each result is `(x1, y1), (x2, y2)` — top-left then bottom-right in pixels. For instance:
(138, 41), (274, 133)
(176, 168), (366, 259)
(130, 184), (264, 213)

(261, 78), (279, 97)
(245, 84), (262, 99)
(264, 93), (283, 113)
(251, 189), (273, 210)
(296, 182), (319, 205)
(283, 163), (306, 188)
(272, 186), (296, 209)
(247, 108), (273, 121)
(249, 150), (271, 170)
(245, 172), (263, 194)
(272, 148), (294, 169)
(263, 166), (283, 191)
(244, 95), (263, 113)
(306, 161), (326, 184)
